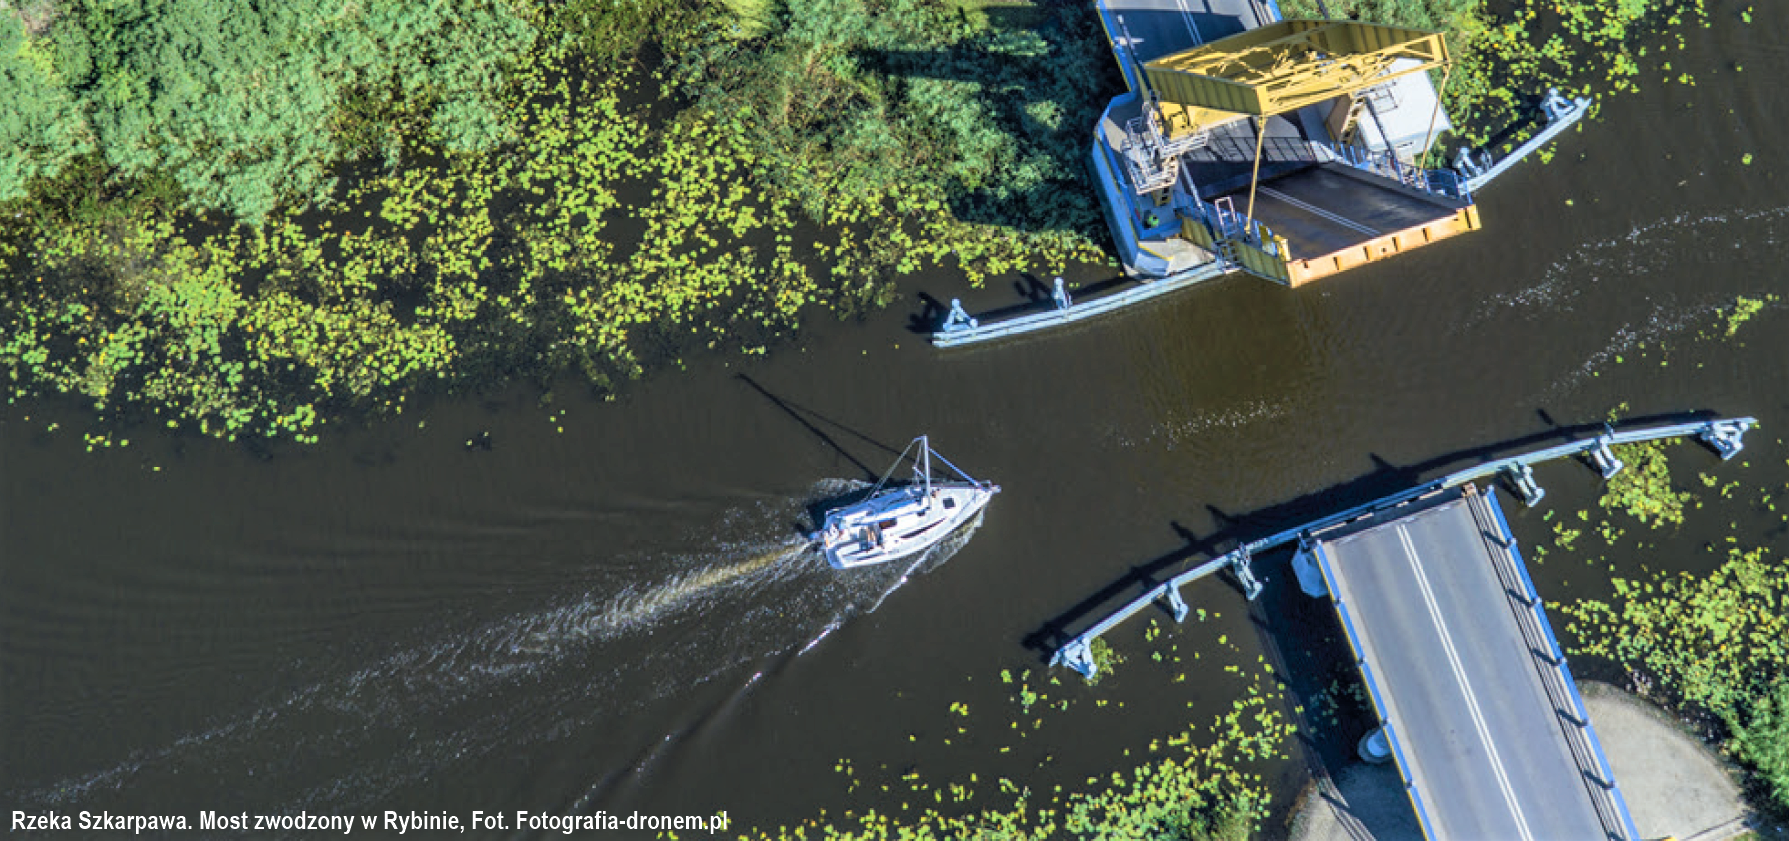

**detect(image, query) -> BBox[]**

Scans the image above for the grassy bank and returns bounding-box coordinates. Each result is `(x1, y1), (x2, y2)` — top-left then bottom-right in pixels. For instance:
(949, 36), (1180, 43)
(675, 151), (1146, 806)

(2, 0), (1113, 444)
(1, 0), (1721, 447)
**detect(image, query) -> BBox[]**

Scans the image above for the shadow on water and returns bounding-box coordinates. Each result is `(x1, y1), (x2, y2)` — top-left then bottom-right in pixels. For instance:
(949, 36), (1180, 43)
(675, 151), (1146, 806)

(8, 487), (981, 827)
(905, 271), (1140, 335)
(566, 511), (988, 812)
(1020, 408), (1726, 657)
(736, 374), (905, 486)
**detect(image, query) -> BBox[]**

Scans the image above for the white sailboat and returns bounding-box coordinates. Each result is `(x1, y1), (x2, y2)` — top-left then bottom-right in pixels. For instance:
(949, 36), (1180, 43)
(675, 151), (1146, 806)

(813, 436), (999, 569)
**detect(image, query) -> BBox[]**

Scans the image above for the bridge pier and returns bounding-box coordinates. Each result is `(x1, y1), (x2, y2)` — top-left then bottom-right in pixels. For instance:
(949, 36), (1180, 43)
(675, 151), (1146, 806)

(1589, 434), (1624, 479)
(1162, 584), (1190, 622)
(1701, 419), (1749, 459)
(1230, 546), (1264, 600)
(941, 299), (978, 332)
(1503, 462), (1545, 506)
(1292, 538), (1329, 597)
(1060, 640), (1097, 679)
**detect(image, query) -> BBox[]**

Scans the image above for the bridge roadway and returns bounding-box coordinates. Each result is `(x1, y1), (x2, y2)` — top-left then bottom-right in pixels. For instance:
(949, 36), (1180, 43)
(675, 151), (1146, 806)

(1309, 484), (1638, 841)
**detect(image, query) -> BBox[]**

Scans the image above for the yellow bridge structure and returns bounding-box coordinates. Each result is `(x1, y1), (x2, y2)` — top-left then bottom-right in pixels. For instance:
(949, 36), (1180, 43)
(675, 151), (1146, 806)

(934, 0), (1589, 347)
(1112, 11), (1479, 287)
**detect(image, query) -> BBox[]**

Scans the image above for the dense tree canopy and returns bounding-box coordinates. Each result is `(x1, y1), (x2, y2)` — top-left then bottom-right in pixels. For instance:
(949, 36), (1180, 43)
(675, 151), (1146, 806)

(1, 0), (535, 217)
(0, 10), (93, 200)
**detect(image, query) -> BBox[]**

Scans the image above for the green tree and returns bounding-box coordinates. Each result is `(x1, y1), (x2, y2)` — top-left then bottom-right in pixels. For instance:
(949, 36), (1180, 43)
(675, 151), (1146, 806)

(0, 10), (93, 201)
(41, 0), (536, 220)
(1731, 677), (1789, 811)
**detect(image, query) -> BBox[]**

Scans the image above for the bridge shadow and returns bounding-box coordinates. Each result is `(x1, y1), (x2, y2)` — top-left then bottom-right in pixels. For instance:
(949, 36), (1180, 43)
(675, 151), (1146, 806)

(1245, 550), (1395, 795)
(905, 271), (1150, 334)
(1019, 408), (1724, 660)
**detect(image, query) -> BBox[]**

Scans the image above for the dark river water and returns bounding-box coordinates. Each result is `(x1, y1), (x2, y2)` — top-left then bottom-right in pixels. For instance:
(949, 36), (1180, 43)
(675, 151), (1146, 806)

(6, 7), (1789, 839)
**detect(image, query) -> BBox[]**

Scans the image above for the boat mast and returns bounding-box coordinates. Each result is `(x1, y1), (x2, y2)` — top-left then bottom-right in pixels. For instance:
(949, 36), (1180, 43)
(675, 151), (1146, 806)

(919, 435), (932, 497)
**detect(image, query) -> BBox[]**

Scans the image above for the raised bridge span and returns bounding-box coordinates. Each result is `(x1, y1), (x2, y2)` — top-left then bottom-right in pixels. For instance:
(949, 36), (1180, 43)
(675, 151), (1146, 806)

(1049, 416), (1757, 841)
(1303, 484), (1636, 840)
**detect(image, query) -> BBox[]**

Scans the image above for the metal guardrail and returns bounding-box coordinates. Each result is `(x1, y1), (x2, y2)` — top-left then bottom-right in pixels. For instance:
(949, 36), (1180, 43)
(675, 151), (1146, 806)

(1051, 416), (1757, 677)
(1313, 140), (1471, 203)
(1477, 488), (1646, 841)
(1472, 488), (1642, 841)
(932, 261), (1234, 348)
(1457, 88), (1592, 194)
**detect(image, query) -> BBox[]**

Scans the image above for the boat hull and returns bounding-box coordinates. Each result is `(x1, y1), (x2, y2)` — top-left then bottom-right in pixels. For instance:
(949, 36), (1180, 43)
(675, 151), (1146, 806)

(818, 482), (997, 569)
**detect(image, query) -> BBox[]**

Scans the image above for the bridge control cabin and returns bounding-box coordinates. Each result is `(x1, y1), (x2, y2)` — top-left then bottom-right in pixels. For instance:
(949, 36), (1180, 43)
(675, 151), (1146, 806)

(1092, 0), (1479, 286)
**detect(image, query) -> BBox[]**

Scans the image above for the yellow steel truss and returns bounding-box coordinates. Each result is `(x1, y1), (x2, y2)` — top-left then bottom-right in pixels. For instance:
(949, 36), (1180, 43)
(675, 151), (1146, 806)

(1144, 19), (1448, 136)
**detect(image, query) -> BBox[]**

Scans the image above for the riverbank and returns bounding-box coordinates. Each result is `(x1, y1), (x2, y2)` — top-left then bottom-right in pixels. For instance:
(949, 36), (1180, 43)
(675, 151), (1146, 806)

(7, 37), (1788, 834)
(0, 0), (1723, 448)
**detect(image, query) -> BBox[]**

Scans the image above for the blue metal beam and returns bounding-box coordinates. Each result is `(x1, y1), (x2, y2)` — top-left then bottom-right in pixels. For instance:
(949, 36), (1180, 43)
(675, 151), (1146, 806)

(932, 261), (1233, 348)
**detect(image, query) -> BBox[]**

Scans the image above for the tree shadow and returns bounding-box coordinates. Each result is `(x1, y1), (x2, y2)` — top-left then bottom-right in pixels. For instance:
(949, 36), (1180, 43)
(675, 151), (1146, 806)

(843, 0), (1126, 235)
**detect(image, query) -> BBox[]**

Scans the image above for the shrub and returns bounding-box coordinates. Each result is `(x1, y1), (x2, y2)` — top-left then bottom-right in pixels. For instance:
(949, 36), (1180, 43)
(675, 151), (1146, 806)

(38, 0), (537, 220)
(0, 11), (93, 201)
(1731, 677), (1789, 812)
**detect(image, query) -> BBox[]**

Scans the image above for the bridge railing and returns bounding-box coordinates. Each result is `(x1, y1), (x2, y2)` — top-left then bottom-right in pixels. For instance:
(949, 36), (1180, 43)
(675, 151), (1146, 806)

(1051, 416), (1757, 678)
(1472, 488), (1643, 841)
(1457, 88), (1592, 194)
(1312, 140), (1472, 203)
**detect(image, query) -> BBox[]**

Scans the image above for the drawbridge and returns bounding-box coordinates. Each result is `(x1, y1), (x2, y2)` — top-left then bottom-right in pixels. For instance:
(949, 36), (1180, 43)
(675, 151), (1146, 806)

(1049, 416), (1758, 841)
(1301, 484), (1636, 840)
(1104, 8), (1478, 286)
(934, 0), (1589, 347)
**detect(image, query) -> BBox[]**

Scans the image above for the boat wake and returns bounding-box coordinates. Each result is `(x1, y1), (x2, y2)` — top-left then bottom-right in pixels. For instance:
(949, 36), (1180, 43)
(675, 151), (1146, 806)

(12, 481), (973, 820)
(1451, 204), (1789, 402)
(1463, 204), (1789, 329)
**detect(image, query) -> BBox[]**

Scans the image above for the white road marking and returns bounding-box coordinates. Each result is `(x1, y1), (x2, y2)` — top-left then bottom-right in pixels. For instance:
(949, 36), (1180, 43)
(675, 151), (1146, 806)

(1397, 523), (1537, 841)
(1260, 186), (1380, 236)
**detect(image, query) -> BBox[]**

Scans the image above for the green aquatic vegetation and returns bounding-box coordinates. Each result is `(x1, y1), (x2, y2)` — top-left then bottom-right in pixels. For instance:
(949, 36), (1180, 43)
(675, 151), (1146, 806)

(1562, 544), (1789, 809)
(1302, 677), (1368, 734)
(1, 0), (1728, 449)
(1086, 637), (1124, 685)
(1, 45), (844, 443)
(745, 675), (1292, 841)
(3, 0), (1117, 446)
(1559, 443), (1789, 811)
(1725, 295), (1775, 337)
(1600, 439), (1695, 528)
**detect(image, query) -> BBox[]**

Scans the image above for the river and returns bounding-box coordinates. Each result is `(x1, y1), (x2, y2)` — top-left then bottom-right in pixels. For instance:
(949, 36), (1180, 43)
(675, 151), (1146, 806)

(4, 5), (1788, 839)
